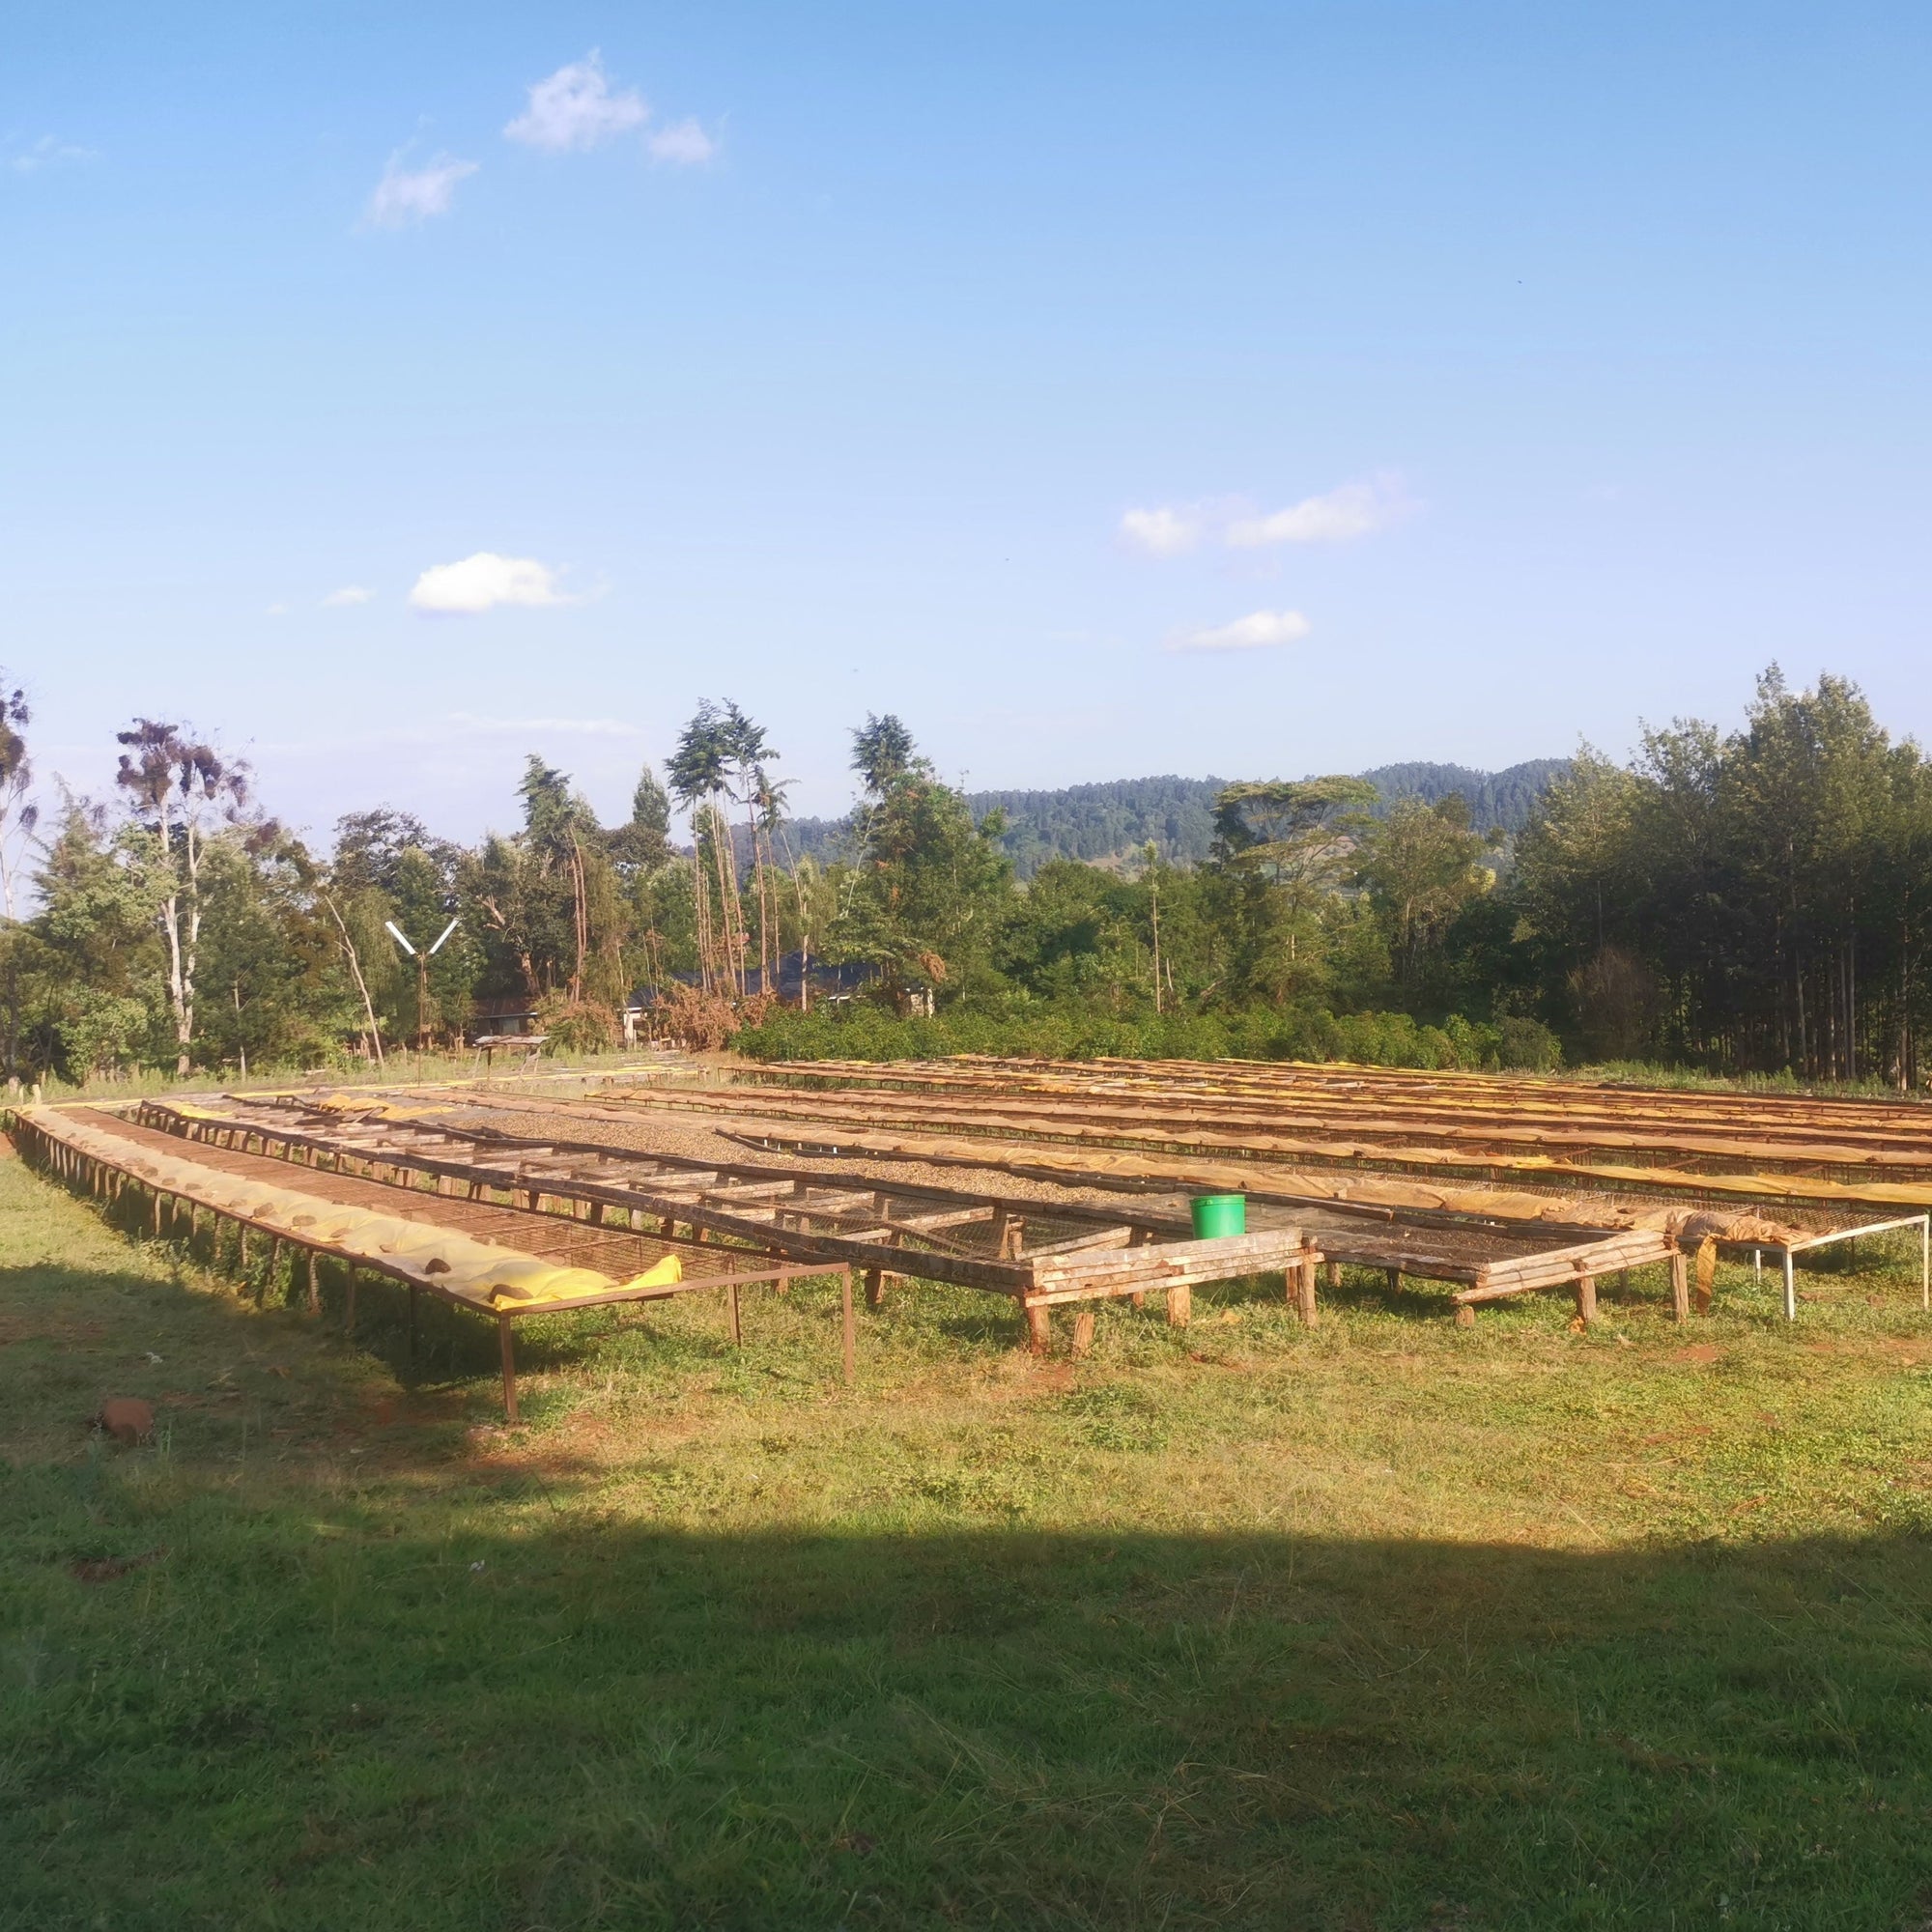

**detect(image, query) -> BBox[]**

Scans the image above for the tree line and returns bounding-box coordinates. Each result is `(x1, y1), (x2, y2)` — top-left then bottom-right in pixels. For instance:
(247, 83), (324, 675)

(0, 666), (1923, 1086)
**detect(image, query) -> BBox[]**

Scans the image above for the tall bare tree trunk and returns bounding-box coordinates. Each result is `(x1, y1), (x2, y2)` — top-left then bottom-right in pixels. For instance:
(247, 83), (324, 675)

(324, 894), (384, 1068)
(568, 836), (588, 1003)
(707, 802), (744, 997)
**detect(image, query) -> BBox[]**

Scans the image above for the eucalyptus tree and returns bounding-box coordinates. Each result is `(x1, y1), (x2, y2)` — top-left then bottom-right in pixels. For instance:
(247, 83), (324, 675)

(1510, 668), (1932, 1076)
(668, 702), (742, 993)
(114, 719), (255, 1075)
(1207, 776), (1378, 1002)
(460, 759), (623, 1012)
(838, 714), (1010, 1011)
(1356, 793), (1496, 991)
(719, 701), (786, 988)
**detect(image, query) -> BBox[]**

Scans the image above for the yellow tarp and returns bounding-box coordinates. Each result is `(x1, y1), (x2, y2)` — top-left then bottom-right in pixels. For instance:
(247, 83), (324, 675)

(28, 1110), (680, 1313)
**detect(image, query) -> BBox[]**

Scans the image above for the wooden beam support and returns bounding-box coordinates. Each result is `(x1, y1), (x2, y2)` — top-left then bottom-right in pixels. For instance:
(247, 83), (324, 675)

(840, 1269), (856, 1385)
(1574, 1269), (1597, 1326)
(498, 1315), (519, 1422)
(1026, 1303), (1052, 1353)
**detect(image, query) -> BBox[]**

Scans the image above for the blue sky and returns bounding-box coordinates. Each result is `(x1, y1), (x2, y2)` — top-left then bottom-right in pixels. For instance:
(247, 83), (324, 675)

(6, 3), (1931, 843)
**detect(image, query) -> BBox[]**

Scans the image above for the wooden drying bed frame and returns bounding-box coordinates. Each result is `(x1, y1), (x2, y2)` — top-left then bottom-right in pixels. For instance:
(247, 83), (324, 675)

(13, 1106), (843, 1420)
(573, 1075), (1932, 1224)
(209, 1089), (1809, 1329)
(714, 1063), (1932, 1181)
(135, 1096), (1324, 1346)
(172, 1092), (1838, 1326)
(944, 1055), (1932, 1132)
(405, 1085), (1932, 1326)
(751, 1053), (1932, 1137)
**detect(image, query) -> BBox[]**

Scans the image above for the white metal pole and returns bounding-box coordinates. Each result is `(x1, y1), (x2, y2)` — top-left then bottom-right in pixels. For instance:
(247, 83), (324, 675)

(1783, 1248), (1796, 1321)
(1921, 1215), (1928, 1314)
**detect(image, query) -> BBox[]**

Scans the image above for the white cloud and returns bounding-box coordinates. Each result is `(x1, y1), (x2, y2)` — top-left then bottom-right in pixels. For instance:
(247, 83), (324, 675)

(1120, 507), (1202, 557)
(320, 585), (372, 608)
(10, 134), (99, 174)
(408, 553), (569, 615)
(265, 602), (291, 618)
(1225, 479), (1400, 549)
(1167, 609), (1311, 654)
(366, 151), (478, 228)
(1123, 477), (1408, 557)
(647, 117), (717, 165)
(506, 52), (647, 152)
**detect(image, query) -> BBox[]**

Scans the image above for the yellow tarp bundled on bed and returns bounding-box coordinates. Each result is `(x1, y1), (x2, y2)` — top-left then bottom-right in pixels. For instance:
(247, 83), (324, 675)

(25, 1107), (679, 1311)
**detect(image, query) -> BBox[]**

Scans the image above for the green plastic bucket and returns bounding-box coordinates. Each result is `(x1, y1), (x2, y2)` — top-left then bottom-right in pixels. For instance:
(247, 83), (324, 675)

(1190, 1193), (1246, 1239)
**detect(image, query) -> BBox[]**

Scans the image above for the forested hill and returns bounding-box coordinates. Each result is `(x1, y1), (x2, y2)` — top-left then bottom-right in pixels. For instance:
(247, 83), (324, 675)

(780, 758), (1569, 877)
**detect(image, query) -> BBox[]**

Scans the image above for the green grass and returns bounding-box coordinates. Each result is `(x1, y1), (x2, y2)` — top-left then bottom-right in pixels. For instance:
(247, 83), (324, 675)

(9, 1151), (1932, 1928)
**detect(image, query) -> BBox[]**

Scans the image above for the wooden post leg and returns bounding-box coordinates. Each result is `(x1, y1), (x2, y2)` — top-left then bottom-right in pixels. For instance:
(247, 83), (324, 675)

(1669, 1250), (1690, 1323)
(1071, 1309), (1095, 1358)
(1385, 1268), (1402, 1295)
(727, 1283), (742, 1347)
(345, 1269), (357, 1340)
(1296, 1245), (1320, 1329)
(307, 1250), (320, 1315)
(1129, 1291), (1146, 1310)
(498, 1316), (519, 1423)
(409, 1283), (419, 1359)
(1694, 1238), (1716, 1316)
(1324, 1260), (1341, 1289)
(1454, 1302), (1475, 1328)
(840, 1270), (856, 1385)
(152, 1189), (161, 1236)
(1166, 1284), (1191, 1328)
(1574, 1271), (1597, 1326)
(864, 1268), (885, 1308)
(1025, 1303), (1052, 1353)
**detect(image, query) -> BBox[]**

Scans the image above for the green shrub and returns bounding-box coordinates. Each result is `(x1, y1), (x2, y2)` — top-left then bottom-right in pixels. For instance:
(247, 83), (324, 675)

(731, 1000), (1528, 1071)
(1496, 1014), (1563, 1071)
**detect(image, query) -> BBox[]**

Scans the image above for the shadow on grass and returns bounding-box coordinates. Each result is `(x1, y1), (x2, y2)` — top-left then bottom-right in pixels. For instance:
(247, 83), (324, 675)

(10, 1475), (1932, 1927)
(12, 1183), (1932, 1928)
(11, 1499), (1932, 1924)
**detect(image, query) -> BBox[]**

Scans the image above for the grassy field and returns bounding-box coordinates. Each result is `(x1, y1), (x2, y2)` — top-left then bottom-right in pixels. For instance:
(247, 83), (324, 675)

(8, 1145), (1932, 1928)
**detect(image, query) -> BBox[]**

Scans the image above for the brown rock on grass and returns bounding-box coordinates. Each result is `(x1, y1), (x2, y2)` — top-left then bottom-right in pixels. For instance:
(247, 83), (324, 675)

(93, 1397), (155, 1446)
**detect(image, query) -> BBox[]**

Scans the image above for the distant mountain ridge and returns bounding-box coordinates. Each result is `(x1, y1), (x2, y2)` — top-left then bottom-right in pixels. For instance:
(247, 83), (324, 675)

(778, 759), (1570, 878)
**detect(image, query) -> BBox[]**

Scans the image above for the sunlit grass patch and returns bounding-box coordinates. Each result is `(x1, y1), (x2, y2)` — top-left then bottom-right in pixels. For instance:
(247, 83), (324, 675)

(8, 1151), (1932, 1927)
